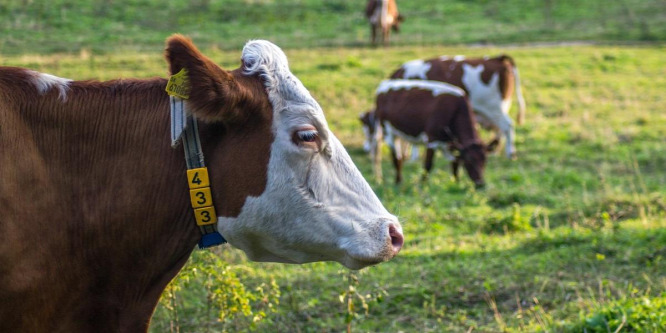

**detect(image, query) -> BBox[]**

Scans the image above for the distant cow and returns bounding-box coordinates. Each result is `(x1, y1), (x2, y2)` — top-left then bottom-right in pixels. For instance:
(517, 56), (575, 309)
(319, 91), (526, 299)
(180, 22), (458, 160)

(370, 79), (495, 187)
(365, 0), (404, 46)
(0, 35), (403, 332)
(391, 55), (526, 158)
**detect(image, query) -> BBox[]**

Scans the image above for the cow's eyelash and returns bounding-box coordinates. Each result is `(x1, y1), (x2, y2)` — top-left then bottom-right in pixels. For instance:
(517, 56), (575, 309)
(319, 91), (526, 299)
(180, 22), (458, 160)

(297, 130), (318, 142)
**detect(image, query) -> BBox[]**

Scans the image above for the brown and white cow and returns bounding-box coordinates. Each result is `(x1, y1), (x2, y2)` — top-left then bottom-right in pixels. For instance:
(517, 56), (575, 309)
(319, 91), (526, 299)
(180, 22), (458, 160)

(390, 55), (526, 158)
(370, 79), (494, 187)
(365, 0), (404, 46)
(0, 35), (403, 332)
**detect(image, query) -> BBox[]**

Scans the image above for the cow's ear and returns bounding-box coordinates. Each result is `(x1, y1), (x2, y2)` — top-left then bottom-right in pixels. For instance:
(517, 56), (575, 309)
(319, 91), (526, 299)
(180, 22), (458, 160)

(164, 34), (252, 123)
(485, 138), (500, 152)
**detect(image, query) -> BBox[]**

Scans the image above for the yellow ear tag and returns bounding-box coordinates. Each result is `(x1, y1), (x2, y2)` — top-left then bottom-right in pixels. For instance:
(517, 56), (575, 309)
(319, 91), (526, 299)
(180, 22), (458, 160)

(165, 68), (190, 99)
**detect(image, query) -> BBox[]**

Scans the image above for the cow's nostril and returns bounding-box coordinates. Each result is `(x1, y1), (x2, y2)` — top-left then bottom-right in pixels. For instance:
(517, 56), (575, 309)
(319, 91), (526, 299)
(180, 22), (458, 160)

(388, 224), (404, 255)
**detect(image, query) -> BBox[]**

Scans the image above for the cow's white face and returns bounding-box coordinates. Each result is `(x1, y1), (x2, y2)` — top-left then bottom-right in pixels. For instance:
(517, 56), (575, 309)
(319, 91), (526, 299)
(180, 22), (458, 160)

(217, 41), (403, 269)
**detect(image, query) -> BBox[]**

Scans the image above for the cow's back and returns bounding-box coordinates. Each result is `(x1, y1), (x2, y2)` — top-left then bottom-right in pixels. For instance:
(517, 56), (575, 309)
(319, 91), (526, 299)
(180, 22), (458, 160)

(0, 68), (172, 238)
(391, 55), (516, 99)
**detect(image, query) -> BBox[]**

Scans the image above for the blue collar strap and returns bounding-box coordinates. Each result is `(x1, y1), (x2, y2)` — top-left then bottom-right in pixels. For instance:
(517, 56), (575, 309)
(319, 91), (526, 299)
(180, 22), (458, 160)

(167, 73), (227, 249)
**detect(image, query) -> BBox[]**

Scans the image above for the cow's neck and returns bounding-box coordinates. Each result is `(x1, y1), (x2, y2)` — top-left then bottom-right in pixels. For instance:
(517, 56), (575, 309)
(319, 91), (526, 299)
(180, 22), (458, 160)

(7, 78), (202, 332)
(451, 104), (481, 148)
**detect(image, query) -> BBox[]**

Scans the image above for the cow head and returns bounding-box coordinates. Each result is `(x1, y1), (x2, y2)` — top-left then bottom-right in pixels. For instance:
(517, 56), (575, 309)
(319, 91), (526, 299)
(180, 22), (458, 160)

(165, 35), (403, 270)
(451, 139), (498, 188)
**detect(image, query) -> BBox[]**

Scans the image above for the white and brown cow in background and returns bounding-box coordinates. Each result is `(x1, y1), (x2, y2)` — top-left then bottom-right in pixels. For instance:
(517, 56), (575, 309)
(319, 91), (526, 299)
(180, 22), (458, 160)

(370, 79), (495, 188)
(0, 35), (403, 332)
(391, 55), (526, 158)
(365, 0), (404, 46)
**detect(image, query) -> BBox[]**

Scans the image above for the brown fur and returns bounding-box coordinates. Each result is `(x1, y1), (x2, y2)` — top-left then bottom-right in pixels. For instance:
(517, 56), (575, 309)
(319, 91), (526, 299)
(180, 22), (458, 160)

(0, 35), (272, 332)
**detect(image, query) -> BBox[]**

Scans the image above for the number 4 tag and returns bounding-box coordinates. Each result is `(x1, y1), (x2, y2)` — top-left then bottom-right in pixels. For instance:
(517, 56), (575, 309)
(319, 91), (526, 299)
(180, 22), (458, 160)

(187, 168), (210, 189)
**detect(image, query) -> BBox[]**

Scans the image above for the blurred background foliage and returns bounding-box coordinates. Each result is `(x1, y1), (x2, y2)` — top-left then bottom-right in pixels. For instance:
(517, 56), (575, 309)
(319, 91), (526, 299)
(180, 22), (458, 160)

(1, 0), (665, 54)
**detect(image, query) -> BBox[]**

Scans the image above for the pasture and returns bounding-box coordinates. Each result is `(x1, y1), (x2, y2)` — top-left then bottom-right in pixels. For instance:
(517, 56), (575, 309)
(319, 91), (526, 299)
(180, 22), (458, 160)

(2, 0), (665, 54)
(1, 0), (665, 332)
(5, 43), (663, 332)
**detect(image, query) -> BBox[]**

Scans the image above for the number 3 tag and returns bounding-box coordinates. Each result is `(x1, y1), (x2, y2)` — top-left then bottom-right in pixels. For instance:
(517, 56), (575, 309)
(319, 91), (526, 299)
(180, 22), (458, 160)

(194, 206), (217, 226)
(190, 188), (213, 208)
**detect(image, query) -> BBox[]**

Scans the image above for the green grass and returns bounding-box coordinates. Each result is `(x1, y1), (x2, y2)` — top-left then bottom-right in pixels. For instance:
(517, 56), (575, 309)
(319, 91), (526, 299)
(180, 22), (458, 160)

(5, 43), (663, 332)
(1, 0), (665, 55)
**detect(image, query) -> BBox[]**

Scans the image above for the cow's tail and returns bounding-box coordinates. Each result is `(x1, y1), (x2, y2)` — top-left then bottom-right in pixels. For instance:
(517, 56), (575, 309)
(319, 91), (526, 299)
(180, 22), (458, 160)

(513, 65), (526, 125)
(500, 55), (527, 126)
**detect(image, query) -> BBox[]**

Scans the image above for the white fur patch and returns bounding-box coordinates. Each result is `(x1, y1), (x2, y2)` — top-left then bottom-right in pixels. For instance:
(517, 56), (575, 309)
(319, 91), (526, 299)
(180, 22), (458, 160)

(28, 70), (72, 100)
(376, 79), (465, 97)
(461, 63), (516, 157)
(400, 59), (431, 79)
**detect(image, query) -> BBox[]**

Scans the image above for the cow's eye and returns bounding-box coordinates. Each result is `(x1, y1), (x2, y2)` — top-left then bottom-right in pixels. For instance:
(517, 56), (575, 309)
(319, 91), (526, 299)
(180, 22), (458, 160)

(292, 127), (320, 150)
(297, 130), (318, 142)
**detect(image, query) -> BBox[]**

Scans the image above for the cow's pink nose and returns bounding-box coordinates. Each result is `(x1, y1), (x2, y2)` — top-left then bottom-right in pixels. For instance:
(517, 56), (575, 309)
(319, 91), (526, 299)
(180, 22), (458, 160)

(388, 224), (404, 255)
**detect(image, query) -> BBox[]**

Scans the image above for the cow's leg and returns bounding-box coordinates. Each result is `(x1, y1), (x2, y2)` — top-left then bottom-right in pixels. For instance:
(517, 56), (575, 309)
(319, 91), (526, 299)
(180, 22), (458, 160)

(492, 128), (502, 152)
(371, 123), (383, 181)
(422, 147), (435, 182)
(382, 26), (390, 46)
(497, 113), (516, 159)
(362, 123), (372, 153)
(410, 145), (420, 162)
(475, 112), (501, 153)
(399, 140), (413, 162)
(451, 158), (461, 181)
(390, 146), (403, 183)
(477, 108), (515, 158)
(390, 137), (404, 183)
(370, 24), (378, 45)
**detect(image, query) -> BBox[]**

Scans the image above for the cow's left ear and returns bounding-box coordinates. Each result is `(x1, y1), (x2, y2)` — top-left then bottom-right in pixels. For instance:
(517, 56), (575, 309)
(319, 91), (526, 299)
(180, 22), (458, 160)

(164, 34), (254, 123)
(485, 138), (500, 152)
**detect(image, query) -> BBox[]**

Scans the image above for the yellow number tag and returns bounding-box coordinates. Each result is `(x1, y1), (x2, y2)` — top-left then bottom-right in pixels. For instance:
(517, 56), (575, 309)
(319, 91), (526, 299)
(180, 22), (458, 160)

(186, 168), (210, 189)
(194, 206), (217, 226)
(165, 68), (190, 99)
(190, 187), (213, 208)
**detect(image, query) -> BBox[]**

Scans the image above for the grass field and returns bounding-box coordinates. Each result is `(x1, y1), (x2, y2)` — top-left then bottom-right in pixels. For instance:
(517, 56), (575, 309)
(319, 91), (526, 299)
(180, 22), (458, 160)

(2, 0), (666, 332)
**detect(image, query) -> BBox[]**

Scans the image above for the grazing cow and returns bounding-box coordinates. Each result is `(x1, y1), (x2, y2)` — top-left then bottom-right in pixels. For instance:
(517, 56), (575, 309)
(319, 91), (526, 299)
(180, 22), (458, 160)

(391, 55), (526, 158)
(370, 79), (494, 187)
(365, 0), (404, 46)
(0, 35), (403, 332)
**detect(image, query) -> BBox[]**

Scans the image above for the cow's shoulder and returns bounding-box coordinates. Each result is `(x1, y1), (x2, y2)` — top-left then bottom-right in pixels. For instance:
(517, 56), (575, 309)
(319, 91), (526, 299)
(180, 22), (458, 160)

(0, 67), (44, 102)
